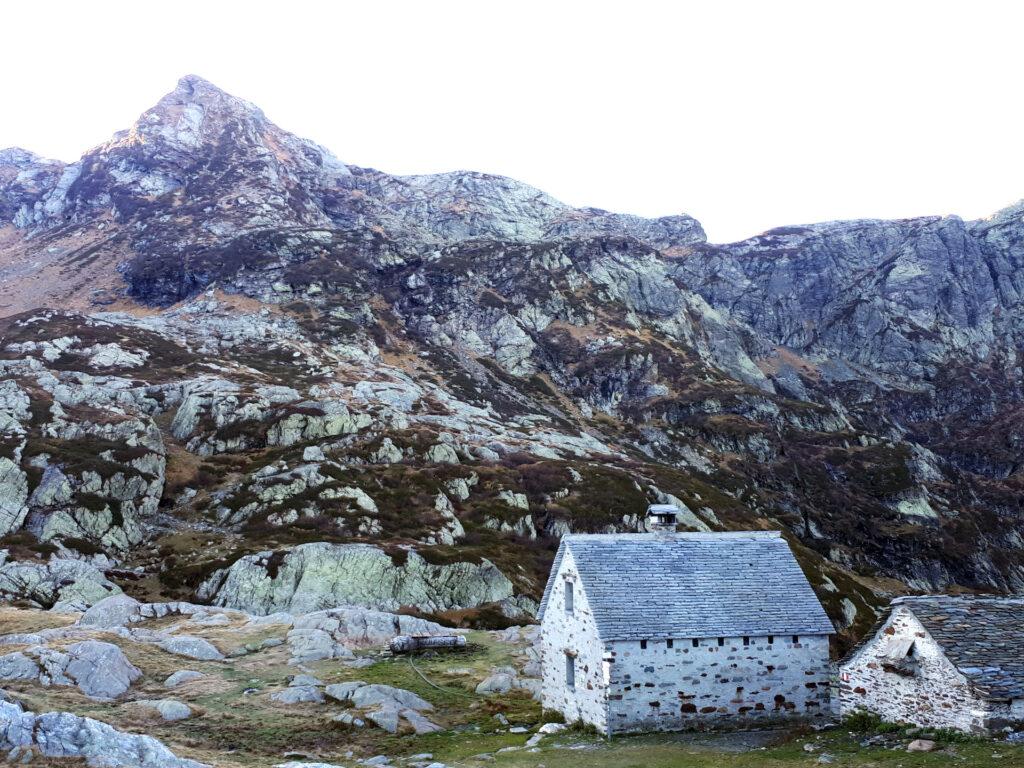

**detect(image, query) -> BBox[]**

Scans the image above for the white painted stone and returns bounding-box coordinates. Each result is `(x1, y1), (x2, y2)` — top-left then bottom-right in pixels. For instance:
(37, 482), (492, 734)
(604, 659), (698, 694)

(838, 605), (1008, 733)
(539, 547), (831, 734)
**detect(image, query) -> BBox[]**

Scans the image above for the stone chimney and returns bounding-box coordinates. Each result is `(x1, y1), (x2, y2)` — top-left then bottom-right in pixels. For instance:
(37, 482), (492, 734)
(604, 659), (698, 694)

(645, 504), (679, 534)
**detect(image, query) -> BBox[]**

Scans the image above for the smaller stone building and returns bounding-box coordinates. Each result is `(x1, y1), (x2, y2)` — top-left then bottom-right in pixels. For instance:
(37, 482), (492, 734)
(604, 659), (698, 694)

(537, 524), (834, 734)
(839, 596), (1024, 733)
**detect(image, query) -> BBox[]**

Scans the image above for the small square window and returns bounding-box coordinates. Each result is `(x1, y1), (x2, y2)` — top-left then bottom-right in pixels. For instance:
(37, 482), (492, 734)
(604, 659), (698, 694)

(692, 638), (699, 648)
(565, 653), (575, 688)
(640, 639), (648, 650)
(717, 637), (725, 647)
(743, 636), (750, 646)
(792, 635), (800, 644)
(768, 635), (774, 645)
(666, 639), (674, 649)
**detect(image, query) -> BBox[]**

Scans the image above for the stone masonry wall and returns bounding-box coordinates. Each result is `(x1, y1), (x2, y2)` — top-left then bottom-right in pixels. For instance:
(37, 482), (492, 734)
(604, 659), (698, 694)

(539, 548), (608, 731)
(605, 633), (831, 734)
(838, 607), (993, 733)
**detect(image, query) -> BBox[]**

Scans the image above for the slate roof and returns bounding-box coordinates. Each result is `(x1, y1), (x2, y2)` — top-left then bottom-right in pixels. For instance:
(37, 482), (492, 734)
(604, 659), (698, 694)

(538, 531), (834, 641)
(891, 596), (1024, 701)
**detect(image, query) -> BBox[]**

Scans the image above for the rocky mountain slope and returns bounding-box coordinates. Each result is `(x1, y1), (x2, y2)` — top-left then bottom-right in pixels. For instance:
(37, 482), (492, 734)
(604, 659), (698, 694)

(2, 75), (1023, 656)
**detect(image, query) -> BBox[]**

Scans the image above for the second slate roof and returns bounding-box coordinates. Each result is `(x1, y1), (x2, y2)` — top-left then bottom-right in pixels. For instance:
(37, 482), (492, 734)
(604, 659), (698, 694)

(894, 595), (1024, 701)
(539, 531), (834, 641)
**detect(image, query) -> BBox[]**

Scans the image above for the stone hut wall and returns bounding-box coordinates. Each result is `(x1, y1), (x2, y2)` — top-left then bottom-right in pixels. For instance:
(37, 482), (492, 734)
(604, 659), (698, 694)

(605, 633), (831, 734)
(538, 548), (608, 731)
(838, 607), (993, 733)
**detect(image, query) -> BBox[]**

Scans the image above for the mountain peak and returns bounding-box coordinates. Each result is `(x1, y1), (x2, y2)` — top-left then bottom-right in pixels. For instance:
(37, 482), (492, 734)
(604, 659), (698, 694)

(148, 74), (266, 121)
(110, 75), (273, 158)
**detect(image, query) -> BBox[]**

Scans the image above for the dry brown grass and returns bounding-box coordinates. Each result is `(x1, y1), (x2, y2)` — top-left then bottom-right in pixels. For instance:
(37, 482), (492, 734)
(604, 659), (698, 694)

(0, 606), (77, 635)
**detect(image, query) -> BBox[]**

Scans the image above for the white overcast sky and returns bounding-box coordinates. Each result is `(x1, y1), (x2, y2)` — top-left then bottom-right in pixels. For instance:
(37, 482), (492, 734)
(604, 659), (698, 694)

(3, 1), (1023, 243)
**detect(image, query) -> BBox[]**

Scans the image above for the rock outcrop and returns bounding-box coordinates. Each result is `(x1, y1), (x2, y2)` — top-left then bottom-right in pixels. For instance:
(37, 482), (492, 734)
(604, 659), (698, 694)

(0, 696), (208, 767)
(285, 606), (455, 662)
(0, 553), (121, 610)
(197, 543), (515, 615)
(0, 640), (141, 699)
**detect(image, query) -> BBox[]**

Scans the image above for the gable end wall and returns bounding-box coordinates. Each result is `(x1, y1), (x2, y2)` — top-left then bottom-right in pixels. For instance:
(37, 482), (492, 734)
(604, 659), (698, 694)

(838, 606), (995, 733)
(538, 548), (608, 731)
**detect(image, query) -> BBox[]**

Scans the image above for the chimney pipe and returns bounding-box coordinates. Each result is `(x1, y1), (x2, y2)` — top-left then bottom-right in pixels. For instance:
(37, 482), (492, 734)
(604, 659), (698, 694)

(646, 504), (679, 534)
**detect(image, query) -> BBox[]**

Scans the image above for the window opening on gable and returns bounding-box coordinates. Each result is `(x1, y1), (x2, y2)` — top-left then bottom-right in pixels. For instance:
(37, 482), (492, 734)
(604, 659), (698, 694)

(565, 652), (575, 688)
(564, 580), (574, 615)
(881, 637), (919, 677)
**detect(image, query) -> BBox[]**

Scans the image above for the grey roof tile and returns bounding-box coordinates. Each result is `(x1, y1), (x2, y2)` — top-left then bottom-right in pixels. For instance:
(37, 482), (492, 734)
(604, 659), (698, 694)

(539, 531), (834, 641)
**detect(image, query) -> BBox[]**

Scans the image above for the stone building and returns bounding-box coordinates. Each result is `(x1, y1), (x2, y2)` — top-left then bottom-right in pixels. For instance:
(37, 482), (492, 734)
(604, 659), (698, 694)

(537, 514), (834, 734)
(839, 595), (1024, 733)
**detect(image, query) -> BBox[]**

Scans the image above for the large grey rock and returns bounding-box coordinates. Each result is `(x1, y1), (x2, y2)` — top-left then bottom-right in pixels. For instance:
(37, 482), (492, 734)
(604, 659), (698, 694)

(1, 641), (141, 700)
(475, 673), (515, 694)
(350, 684), (432, 712)
(0, 697), (208, 767)
(285, 606), (452, 662)
(54, 640), (142, 699)
(197, 543), (515, 615)
(79, 593), (142, 628)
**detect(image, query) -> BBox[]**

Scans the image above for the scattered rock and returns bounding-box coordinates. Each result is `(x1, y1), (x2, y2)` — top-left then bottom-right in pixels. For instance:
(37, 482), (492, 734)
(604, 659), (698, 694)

(907, 739), (937, 752)
(158, 635), (224, 661)
(302, 445), (327, 462)
(424, 444), (460, 464)
(325, 681), (366, 702)
(270, 686), (325, 705)
(475, 673), (515, 694)
(289, 673), (323, 687)
(332, 711), (366, 728)
(164, 670), (206, 688)
(136, 698), (193, 721)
